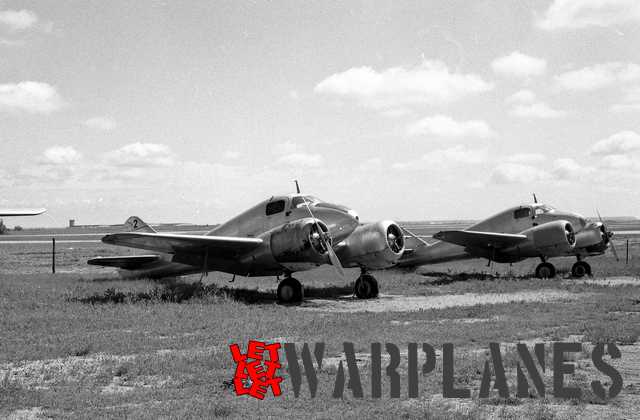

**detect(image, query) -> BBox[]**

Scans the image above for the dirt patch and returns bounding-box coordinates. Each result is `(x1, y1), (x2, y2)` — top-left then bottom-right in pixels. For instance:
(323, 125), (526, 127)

(101, 374), (178, 394)
(389, 316), (503, 326)
(572, 276), (640, 287)
(0, 346), (220, 390)
(300, 290), (581, 313)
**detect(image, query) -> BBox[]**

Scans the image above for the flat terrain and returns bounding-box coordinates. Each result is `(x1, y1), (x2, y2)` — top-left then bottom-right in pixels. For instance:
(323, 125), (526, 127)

(1, 227), (640, 419)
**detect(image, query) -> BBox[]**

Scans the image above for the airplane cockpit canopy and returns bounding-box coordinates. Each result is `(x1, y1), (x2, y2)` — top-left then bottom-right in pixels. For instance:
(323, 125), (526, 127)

(290, 195), (321, 208)
(533, 204), (556, 216)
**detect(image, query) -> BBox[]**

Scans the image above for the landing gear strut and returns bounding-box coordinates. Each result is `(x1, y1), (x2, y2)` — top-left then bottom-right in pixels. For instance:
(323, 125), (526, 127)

(277, 275), (304, 304)
(535, 260), (556, 279)
(354, 270), (379, 299)
(571, 260), (591, 278)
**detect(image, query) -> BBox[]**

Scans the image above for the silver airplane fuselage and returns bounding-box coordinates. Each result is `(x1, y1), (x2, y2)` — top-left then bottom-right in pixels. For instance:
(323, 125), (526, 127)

(400, 203), (594, 266)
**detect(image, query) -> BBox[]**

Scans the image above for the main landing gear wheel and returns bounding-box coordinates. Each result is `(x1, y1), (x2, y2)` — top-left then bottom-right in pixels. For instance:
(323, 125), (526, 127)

(535, 262), (556, 279)
(277, 277), (303, 304)
(354, 274), (379, 299)
(571, 261), (591, 278)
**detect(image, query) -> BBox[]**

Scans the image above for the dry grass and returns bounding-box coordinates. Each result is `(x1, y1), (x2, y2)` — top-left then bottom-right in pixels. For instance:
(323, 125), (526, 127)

(1, 237), (639, 418)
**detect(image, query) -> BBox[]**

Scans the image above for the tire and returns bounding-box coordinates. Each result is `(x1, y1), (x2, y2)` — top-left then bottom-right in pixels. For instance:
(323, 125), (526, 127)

(277, 277), (303, 304)
(354, 274), (379, 299)
(535, 262), (556, 279)
(571, 261), (591, 278)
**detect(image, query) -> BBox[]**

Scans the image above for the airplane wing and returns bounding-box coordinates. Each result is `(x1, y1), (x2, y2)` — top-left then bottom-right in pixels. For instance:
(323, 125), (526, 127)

(87, 255), (161, 269)
(433, 230), (527, 249)
(0, 208), (46, 216)
(101, 232), (263, 256)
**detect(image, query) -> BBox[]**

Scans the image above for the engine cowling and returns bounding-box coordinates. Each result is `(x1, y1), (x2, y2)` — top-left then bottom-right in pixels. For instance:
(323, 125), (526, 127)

(337, 220), (405, 269)
(269, 218), (331, 265)
(507, 220), (576, 257)
(575, 222), (610, 253)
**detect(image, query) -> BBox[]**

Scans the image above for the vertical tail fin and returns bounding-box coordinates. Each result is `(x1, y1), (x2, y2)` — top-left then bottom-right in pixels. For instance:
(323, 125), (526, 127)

(124, 216), (156, 233)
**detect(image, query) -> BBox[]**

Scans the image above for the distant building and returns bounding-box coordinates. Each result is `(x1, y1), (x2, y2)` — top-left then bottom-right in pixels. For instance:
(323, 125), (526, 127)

(69, 219), (75, 228)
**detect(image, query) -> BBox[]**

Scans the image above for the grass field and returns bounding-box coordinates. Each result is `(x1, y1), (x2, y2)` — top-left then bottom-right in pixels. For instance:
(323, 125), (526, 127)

(1, 235), (640, 418)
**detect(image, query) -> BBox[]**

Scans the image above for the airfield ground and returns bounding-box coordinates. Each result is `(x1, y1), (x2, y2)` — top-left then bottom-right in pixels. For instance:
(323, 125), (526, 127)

(1, 227), (640, 418)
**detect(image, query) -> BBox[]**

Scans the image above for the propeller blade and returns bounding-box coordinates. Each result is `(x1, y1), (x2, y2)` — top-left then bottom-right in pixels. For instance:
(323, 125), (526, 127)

(326, 244), (346, 278)
(301, 196), (346, 280)
(596, 208), (620, 262)
(610, 239), (620, 261)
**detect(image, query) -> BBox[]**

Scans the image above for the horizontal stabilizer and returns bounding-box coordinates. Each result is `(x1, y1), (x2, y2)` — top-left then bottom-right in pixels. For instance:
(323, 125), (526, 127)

(87, 255), (161, 269)
(101, 232), (263, 255)
(433, 230), (527, 249)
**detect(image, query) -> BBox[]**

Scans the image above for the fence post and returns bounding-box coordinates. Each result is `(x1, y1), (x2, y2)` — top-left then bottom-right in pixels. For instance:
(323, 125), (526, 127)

(52, 237), (56, 273)
(626, 239), (629, 265)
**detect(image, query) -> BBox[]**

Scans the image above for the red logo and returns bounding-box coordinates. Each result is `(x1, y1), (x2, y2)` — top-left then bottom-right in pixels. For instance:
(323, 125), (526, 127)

(229, 340), (283, 399)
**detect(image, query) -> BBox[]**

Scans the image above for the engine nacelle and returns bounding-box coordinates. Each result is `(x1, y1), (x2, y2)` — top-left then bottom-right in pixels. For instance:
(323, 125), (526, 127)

(269, 218), (330, 266)
(337, 220), (405, 269)
(505, 220), (575, 257)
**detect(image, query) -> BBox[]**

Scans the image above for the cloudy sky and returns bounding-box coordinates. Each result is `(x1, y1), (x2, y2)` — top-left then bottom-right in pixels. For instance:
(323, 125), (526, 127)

(1, 0), (640, 227)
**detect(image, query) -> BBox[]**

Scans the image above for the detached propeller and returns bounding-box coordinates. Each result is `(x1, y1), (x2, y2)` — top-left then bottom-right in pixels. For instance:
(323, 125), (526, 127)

(596, 209), (619, 261)
(299, 189), (346, 280)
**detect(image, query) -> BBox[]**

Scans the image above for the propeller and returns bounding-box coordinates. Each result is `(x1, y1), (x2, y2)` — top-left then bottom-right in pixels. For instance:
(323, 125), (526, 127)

(301, 196), (346, 279)
(565, 223), (576, 246)
(386, 225), (404, 253)
(596, 209), (619, 261)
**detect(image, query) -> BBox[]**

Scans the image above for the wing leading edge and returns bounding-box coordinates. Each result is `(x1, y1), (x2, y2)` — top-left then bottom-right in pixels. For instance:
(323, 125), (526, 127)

(0, 208), (46, 216)
(433, 230), (527, 249)
(101, 232), (263, 256)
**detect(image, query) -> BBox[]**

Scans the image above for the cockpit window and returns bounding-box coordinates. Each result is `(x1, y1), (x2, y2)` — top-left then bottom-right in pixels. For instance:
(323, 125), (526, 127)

(514, 207), (532, 219)
(291, 195), (319, 208)
(266, 200), (285, 216)
(534, 204), (555, 215)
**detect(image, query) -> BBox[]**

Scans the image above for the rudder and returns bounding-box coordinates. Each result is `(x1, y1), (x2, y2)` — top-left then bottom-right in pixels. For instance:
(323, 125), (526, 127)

(124, 216), (156, 233)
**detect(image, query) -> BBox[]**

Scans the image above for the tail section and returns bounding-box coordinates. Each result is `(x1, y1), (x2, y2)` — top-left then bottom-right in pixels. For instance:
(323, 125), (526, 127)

(124, 216), (156, 233)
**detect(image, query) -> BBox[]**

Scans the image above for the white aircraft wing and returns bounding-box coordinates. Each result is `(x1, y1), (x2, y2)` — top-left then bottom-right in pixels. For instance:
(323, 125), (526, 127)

(433, 230), (527, 249)
(0, 208), (46, 216)
(101, 232), (263, 255)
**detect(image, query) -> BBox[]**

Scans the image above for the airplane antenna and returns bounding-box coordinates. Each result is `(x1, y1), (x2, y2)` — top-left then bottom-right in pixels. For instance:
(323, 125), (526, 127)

(532, 193), (538, 204)
(294, 180), (301, 194)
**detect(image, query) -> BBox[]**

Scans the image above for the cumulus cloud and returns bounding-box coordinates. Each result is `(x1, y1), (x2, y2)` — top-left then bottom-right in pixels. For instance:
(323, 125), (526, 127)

(537, 0), (640, 30)
(103, 142), (175, 167)
(84, 116), (117, 131)
(505, 89), (537, 104)
(314, 60), (492, 110)
(552, 158), (584, 179)
(554, 62), (640, 91)
(589, 131), (640, 155)
(276, 152), (324, 168)
(610, 86), (640, 112)
(406, 114), (494, 138)
(41, 146), (83, 165)
(490, 163), (550, 184)
(0, 81), (65, 114)
(0, 9), (38, 31)
(509, 102), (568, 119)
(599, 154), (638, 169)
(392, 145), (487, 171)
(504, 153), (546, 163)
(273, 141), (299, 155)
(491, 52), (547, 78)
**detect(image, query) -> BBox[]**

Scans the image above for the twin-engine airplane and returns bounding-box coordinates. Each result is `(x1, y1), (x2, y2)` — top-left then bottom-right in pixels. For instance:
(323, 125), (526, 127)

(399, 202), (617, 278)
(88, 193), (405, 303)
